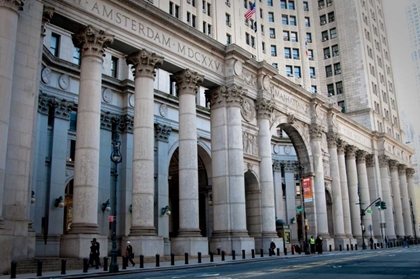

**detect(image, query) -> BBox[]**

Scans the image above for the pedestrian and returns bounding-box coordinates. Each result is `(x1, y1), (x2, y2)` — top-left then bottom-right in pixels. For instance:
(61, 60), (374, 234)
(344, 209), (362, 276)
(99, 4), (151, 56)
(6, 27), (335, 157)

(89, 238), (100, 268)
(126, 241), (135, 267)
(384, 236), (388, 248)
(315, 235), (323, 254)
(403, 236), (409, 248)
(309, 236), (316, 254)
(270, 239), (276, 256)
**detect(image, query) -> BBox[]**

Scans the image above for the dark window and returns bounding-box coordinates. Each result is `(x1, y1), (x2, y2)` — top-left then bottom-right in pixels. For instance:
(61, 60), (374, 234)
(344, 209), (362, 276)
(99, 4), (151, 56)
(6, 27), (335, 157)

(73, 47), (80, 65)
(69, 112), (77, 131)
(50, 33), (60, 56)
(111, 57), (118, 78)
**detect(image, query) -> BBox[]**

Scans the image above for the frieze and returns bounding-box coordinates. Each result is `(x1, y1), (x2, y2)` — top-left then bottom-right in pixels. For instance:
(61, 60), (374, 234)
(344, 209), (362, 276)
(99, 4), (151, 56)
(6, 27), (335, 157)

(243, 132), (258, 156)
(270, 86), (309, 113)
(337, 120), (370, 147)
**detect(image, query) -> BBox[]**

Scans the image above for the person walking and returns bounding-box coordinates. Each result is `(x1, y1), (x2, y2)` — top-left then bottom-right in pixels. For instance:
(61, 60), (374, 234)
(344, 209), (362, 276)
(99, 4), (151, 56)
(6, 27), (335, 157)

(315, 235), (323, 254)
(89, 238), (100, 268)
(126, 241), (135, 267)
(309, 236), (316, 254)
(270, 239), (276, 256)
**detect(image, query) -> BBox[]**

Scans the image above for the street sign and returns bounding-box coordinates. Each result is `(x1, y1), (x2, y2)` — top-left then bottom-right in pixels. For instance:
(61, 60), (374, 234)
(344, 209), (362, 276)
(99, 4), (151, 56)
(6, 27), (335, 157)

(296, 206), (304, 212)
(366, 209), (373, 214)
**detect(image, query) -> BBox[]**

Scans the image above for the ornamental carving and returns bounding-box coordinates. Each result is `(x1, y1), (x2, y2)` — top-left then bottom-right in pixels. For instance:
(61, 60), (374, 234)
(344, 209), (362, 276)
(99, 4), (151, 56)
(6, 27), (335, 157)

(273, 160), (282, 172)
(0, 0), (24, 12)
(242, 132), (258, 156)
(398, 164), (407, 175)
(174, 69), (204, 96)
(345, 145), (357, 159)
(323, 159), (330, 176)
(126, 49), (164, 79)
(241, 97), (256, 122)
(327, 132), (339, 148)
(52, 99), (75, 120)
(42, 6), (54, 37)
(118, 114), (134, 133)
(38, 93), (50, 115)
(282, 161), (295, 173)
(389, 160), (398, 171)
(378, 155), (389, 168)
(206, 86), (227, 109)
(72, 25), (114, 59)
(406, 168), (415, 178)
(287, 113), (295, 124)
(155, 123), (172, 142)
(255, 98), (273, 120)
(100, 112), (120, 131)
(309, 124), (323, 140)
(356, 150), (367, 164)
(365, 154), (375, 168)
(226, 84), (244, 107)
(336, 138), (346, 155)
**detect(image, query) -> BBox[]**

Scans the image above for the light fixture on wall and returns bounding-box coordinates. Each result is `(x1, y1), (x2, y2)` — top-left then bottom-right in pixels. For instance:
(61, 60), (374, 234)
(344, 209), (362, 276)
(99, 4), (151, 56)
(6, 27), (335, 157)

(31, 191), (36, 204)
(290, 217), (296, 224)
(102, 199), (111, 212)
(161, 205), (171, 216)
(54, 196), (64, 208)
(208, 194), (213, 206)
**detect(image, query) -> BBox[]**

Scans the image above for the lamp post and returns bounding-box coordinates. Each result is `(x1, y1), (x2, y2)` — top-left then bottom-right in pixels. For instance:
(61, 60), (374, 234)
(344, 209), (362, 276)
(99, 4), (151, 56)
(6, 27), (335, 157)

(358, 186), (367, 250)
(410, 200), (417, 242)
(109, 133), (122, 273)
(297, 164), (310, 255)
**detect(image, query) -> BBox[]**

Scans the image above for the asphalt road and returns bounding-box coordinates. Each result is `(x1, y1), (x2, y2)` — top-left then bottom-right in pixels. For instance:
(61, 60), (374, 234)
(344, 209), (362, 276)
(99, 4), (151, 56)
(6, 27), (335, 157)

(100, 247), (420, 279)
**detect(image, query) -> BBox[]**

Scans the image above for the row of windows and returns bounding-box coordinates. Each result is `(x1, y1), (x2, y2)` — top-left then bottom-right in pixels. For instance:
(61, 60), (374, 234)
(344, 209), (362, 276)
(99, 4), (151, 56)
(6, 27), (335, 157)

(325, 63), (341, 77)
(327, 82), (343, 96)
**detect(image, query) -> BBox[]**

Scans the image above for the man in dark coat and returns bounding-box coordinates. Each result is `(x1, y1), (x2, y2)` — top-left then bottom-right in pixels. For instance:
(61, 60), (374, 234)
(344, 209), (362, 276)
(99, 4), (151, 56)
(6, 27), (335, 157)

(315, 235), (323, 254)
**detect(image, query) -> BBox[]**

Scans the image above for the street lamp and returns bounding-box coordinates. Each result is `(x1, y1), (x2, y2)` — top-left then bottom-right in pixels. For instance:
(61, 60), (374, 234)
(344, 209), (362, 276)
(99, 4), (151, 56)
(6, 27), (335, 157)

(109, 133), (122, 273)
(357, 186), (367, 250)
(297, 163), (310, 255)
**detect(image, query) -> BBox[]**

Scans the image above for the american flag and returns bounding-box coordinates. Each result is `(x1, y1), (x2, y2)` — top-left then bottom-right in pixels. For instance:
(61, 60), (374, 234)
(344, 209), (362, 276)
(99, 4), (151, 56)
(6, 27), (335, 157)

(244, 2), (256, 20)
(305, 40), (309, 57)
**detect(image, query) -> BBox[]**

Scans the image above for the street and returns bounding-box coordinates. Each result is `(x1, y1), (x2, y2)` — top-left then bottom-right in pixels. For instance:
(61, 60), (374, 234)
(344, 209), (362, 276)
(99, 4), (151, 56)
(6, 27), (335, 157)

(98, 247), (420, 279)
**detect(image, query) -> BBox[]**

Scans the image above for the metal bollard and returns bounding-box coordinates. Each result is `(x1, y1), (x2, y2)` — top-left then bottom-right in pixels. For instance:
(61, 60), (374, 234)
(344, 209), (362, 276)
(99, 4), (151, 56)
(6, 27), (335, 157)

(221, 251), (225, 261)
(251, 249), (255, 258)
(347, 244), (349, 251)
(217, 248), (221, 255)
(103, 257), (108, 272)
(276, 248), (280, 256)
(37, 259), (43, 276)
(170, 253), (175, 266)
(10, 261), (17, 279)
(156, 254), (160, 267)
(140, 255), (144, 268)
(232, 250), (235, 260)
(284, 248), (287, 255)
(370, 243), (373, 250)
(329, 245), (332, 252)
(210, 252), (214, 262)
(242, 249), (246, 259)
(83, 258), (89, 273)
(339, 245), (342, 251)
(61, 258), (67, 275)
(355, 244), (358, 250)
(350, 244), (353, 251)
(260, 248), (264, 257)
(380, 243), (383, 248)
(185, 252), (189, 265)
(198, 252), (202, 263)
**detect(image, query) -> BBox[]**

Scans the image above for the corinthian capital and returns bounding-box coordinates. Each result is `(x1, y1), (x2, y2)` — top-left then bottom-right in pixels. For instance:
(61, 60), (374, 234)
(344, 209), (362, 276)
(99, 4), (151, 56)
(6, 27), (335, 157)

(205, 86), (227, 109)
(365, 154), (375, 168)
(398, 164), (407, 175)
(389, 160), (398, 171)
(225, 84), (245, 107)
(378, 155), (389, 168)
(345, 145), (357, 159)
(255, 98), (273, 119)
(0, 0), (24, 12)
(356, 150), (367, 164)
(72, 25), (114, 59)
(174, 69), (204, 96)
(327, 132), (339, 148)
(336, 138), (347, 155)
(126, 49), (163, 79)
(407, 168), (415, 178)
(155, 123), (172, 142)
(309, 124), (323, 140)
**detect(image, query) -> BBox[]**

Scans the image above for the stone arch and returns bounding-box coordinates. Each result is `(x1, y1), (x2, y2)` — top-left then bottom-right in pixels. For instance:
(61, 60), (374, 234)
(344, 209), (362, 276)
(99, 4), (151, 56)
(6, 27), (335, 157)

(244, 170), (261, 237)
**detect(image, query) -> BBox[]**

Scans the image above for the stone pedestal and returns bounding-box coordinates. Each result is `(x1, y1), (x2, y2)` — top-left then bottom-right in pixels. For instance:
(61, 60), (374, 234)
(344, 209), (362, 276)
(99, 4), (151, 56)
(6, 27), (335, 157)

(172, 236), (209, 255)
(210, 236), (255, 255)
(60, 234), (107, 258)
(123, 236), (164, 257)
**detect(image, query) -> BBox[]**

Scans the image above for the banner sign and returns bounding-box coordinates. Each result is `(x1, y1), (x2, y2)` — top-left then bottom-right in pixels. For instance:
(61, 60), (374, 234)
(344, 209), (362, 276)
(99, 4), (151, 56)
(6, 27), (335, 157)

(302, 177), (313, 203)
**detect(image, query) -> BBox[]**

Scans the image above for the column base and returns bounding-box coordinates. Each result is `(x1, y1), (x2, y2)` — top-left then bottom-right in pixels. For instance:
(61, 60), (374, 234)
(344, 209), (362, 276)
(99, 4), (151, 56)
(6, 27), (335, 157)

(123, 236), (164, 257)
(60, 233), (107, 258)
(334, 236), (351, 250)
(68, 223), (100, 234)
(163, 237), (171, 256)
(322, 238), (335, 252)
(35, 234), (61, 257)
(177, 229), (202, 237)
(171, 236), (208, 255)
(210, 235), (255, 255)
(129, 226), (157, 236)
(255, 233), (282, 252)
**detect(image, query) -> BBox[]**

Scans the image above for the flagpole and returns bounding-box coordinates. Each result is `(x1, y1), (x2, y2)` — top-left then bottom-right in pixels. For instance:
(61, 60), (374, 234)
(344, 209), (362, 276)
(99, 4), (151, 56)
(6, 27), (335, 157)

(254, 2), (261, 62)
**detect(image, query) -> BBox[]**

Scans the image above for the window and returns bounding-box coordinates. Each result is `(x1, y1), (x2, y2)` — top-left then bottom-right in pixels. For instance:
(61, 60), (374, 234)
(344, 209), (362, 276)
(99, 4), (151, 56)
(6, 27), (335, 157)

(286, 65), (293, 76)
(192, 0), (196, 6)
(262, 42), (265, 52)
(318, 0), (325, 9)
(72, 47), (80, 65)
(192, 15), (196, 27)
(282, 14), (288, 24)
(69, 112), (77, 131)
(203, 22), (206, 34)
(187, 12), (191, 23)
(330, 28), (337, 39)
(260, 8), (263, 19)
(50, 33), (60, 56)
(322, 30), (329, 41)
(308, 49), (314, 60)
(169, 2), (173, 15)
(245, 33), (250, 45)
(334, 63), (341, 74)
(326, 65), (332, 77)
(207, 3), (211, 16)
(290, 16), (296, 26)
(283, 31), (290, 41)
(226, 34), (231, 45)
(306, 32), (312, 42)
(305, 17), (310, 27)
(336, 81), (343, 94)
(69, 140), (76, 162)
(303, 2), (309, 11)
(310, 67), (316, 78)
(268, 0), (273, 6)
(320, 15), (327, 25)
(284, 47), (291, 58)
(251, 36), (255, 48)
(324, 47), (330, 59)
(272, 63), (278, 68)
(291, 32), (298, 42)
(111, 56), (118, 78)
(328, 11), (335, 22)
(294, 66), (301, 78)
(332, 45), (339, 56)
(208, 24), (212, 36)
(338, 101), (345, 113)
(327, 84), (335, 96)
(292, 48), (299, 59)
(175, 4), (179, 18)
(289, 1), (295, 10)
(269, 12), (275, 22)
(311, 85), (317, 93)
(271, 45), (277, 56)
(281, 0), (287, 9)
(269, 28), (276, 38)
(244, 0), (247, 8)
(226, 13), (231, 26)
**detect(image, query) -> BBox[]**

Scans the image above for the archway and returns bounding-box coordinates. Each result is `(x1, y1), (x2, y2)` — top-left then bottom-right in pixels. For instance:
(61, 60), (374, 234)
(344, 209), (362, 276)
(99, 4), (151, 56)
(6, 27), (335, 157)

(244, 170), (261, 237)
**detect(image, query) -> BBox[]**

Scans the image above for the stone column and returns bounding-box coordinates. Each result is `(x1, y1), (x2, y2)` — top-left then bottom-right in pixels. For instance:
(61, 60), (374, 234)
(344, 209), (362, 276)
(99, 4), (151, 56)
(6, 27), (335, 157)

(61, 26), (113, 258)
(346, 145), (361, 238)
(398, 164), (412, 236)
(356, 150), (372, 239)
(309, 124), (329, 237)
(0, 0), (24, 228)
(378, 155), (396, 239)
(125, 49), (164, 254)
(155, 123), (172, 255)
(284, 161), (297, 242)
(256, 98), (277, 246)
(273, 160), (285, 222)
(406, 168), (419, 237)
(389, 160), (404, 237)
(327, 133), (345, 243)
(172, 69), (208, 254)
(337, 140), (353, 239)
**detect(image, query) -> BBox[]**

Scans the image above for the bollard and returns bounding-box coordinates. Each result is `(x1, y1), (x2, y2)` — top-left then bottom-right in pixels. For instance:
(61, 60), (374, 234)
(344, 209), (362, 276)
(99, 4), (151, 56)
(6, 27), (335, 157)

(370, 243), (373, 250)
(232, 250), (236, 260)
(185, 253), (189, 265)
(103, 257), (108, 272)
(350, 244), (353, 251)
(221, 251), (225, 261)
(217, 248), (221, 255)
(260, 248), (264, 257)
(61, 258), (67, 275)
(242, 249), (246, 259)
(251, 249), (255, 258)
(284, 248), (287, 255)
(10, 261), (17, 279)
(340, 245), (342, 251)
(140, 255), (144, 268)
(347, 244), (349, 251)
(355, 244), (358, 250)
(291, 246), (295, 255)
(156, 254), (160, 267)
(210, 252), (214, 262)
(298, 245), (302, 254)
(198, 252), (202, 263)
(170, 253), (175, 266)
(380, 243), (383, 249)
(83, 258), (89, 273)
(276, 248), (280, 256)
(122, 256), (127, 270)
(329, 245), (332, 252)
(37, 259), (43, 276)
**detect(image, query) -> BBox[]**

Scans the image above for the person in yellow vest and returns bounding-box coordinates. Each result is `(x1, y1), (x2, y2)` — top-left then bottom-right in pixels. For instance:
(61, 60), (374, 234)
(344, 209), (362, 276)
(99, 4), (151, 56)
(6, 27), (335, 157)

(309, 236), (316, 254)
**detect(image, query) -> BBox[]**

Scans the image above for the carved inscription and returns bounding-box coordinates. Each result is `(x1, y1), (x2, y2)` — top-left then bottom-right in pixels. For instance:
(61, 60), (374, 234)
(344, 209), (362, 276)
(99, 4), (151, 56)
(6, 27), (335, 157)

(271, 87), (309, 113)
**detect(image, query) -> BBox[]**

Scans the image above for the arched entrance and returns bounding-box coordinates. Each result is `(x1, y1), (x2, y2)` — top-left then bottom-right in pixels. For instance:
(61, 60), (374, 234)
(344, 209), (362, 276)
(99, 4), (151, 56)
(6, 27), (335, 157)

(244, 170), (261, 237)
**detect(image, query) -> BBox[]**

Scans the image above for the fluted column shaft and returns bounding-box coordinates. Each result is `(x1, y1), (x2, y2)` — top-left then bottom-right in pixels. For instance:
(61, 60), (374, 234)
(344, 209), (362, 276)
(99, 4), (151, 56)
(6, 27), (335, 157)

(337, 140), (352, 238)
(398, 164), (412, 236)
(389, 160), (404, 237)
(126, 49), (163, 235)
(346, 145), (361, 238)
(327, 133), (345, 237)
(407, 168), (419, 237)
(0, 0), (23, 226)
(256, 98), (277, 237)
(70, 26), (113, 233)
(356, 151), (372, 234)
(378, 155), (396, 239)
(310, 125), (328, 237)
(174, 69), (204, 236)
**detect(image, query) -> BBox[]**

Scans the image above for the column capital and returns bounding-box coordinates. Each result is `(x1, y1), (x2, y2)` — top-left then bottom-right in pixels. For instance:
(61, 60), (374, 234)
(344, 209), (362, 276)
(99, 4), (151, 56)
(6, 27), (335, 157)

(155, 123), (172, 142)
(407, 168), (415, 178)
(0, 0), (24, 13)
(345, 145), (357, 159)
(72, 25), (114, 60)
(327, 132), (339, 148)
(336, 138), (347, 155)
(174, 69), (204, 96)
(118, 114), (134, 133)
(226, 84), (245, 108)
(100, 112), (120, 131)
(205, 86), (227, 109)
(309, 124), (323, 140)
(38, 93), (51, 115)
(255, 97), (273, 119)
(42, 6), (54, 37)
(398, 164), (407, 175)
(356, 150), (367, 164)
(52, 98), (76, 120)
(365, 154), (375, 168)
(126, 49), (163, 79)
(378, 155), (389, 168)
(389, 160), (398, 171)
(282, 161), (295, 173)
(273, 160), (282, 172)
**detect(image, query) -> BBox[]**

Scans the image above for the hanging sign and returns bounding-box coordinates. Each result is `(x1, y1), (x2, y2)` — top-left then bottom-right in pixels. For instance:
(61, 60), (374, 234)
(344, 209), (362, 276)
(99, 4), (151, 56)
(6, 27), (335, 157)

(302, 177), (313, 203)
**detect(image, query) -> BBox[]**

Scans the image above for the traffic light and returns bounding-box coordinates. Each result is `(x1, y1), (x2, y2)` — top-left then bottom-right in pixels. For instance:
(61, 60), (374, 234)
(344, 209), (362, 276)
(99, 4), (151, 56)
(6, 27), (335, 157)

(375, 201), (381, 209)
(381, 201), (387, 210)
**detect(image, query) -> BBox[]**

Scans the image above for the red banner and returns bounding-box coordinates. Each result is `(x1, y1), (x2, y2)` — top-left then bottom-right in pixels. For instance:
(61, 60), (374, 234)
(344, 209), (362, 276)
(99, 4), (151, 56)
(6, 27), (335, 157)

(302, 177), (313, 203)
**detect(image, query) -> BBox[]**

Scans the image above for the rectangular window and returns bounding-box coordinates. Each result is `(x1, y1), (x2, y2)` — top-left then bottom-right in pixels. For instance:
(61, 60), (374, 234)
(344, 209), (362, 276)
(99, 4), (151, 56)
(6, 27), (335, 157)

(290, 16), (296, 26)
(207, 3), (211, 16)
(175, 5), (179, 18)
(311, 85), (317, 93)
(332, 45), (339, 56)
(208, 24), (212, 36)
(203, 22), (206, 33)
(294, 66), (301, 78)
(281, 0), (287, 9)
(281, 14), (288, 24)
(326, 65), (332, 77)
(324, 47), (331, 59)
(269, 12), (275, 22)
(320, 15), (327, 25)
(327, 83), (335, 96)
(268, 0), (273, 6)
(288, 1), (295, 10)
(308, 49), (314, 60)
(322, 30), (329, 41)
(336, 81), (343, 94)
(286, 65), (293, 76)
(169, 2), (173, 15)
(291, 32), (298, 42)
(283, 31), (290, 41)
(338, 101), (345, 113)
(226, 13), (231, 25)
(306, 33), (312, 42)
(187, 12), (191, 23)
(245, 32), (250, 45)
(303, 1), (309, 11)
(269, 28), (276, 38)
(227, 34), (232, 45)
(330, 28), (337, 39)
(328, 11), (335, 22)
(271, 45), (277, 56)
(272, 63), (278, 68)
(111, 56), (118, 78)
(292, 48), (299, 59)
(284, 47), (291, 58)
(70, 140), (76, 162)
(310, 67), (316, 78)
(305, 17), (310, 27)
(334, 63), (341, 74)
(192, 15), (196, 27)
(69, 112), (77, 131)
(72, 47), (80, 65)
(50, 33), (60, 56)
